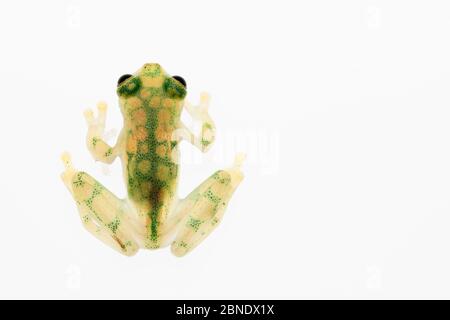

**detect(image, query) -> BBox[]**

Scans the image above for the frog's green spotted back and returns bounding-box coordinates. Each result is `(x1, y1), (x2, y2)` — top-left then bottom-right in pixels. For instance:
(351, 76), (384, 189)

(118, 64), (184, 244)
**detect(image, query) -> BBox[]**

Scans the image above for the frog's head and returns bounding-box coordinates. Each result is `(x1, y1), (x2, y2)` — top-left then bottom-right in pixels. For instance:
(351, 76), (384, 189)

(116, 63), (187, 105)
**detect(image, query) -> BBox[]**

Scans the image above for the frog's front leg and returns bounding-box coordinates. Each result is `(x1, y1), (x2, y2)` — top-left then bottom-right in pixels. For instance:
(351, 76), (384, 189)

(61, 153), (139, 256)
(166, 154), (245, 257)
(84, 102), (123, 164)
(173, 93), (216, 152)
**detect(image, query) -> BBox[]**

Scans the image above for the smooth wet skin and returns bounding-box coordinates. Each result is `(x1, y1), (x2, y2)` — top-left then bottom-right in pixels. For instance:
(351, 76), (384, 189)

(61, 63), (244, 257)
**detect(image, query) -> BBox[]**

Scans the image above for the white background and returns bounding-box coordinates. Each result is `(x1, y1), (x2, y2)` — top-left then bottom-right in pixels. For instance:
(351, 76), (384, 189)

(0, 0), (450, 299)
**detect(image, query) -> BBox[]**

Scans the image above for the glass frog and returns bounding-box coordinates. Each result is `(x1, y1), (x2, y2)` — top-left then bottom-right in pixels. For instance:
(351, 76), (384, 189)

(61, 63), (244, 257)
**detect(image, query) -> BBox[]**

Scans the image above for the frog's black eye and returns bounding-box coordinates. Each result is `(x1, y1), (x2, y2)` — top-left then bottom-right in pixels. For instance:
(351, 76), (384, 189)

(172, 75), (186, 88)
(117, 74), (132, 86)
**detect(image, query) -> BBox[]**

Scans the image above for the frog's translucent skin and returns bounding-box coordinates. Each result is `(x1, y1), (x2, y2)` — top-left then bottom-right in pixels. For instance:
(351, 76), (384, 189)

(61, 63), (244, 257)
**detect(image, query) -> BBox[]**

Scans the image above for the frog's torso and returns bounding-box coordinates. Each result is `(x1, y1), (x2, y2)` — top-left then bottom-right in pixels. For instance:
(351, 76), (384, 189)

(118, 64), (186, 245)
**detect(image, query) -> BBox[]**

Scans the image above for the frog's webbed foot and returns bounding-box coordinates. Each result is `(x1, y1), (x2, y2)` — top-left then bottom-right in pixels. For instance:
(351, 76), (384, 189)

(165, 154), (245, 257)
(184, 92), (211, 121)
(84, 102), (121, 164)
(174, 92), (216, 152)
(60, 152), (139, 256)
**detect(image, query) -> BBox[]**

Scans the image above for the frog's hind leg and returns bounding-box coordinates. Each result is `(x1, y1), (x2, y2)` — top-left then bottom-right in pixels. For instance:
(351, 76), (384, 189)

(168, 154), (245, 257)
(61, 152), (139, 256)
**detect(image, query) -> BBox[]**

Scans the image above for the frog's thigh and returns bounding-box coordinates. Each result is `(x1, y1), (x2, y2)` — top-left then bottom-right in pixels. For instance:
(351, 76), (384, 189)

(171, 168), (243, 257)
(69, 172), (139, 256)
